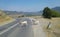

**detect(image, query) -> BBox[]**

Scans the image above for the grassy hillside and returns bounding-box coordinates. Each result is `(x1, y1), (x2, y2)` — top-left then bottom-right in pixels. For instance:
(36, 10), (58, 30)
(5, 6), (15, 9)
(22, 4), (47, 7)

(0, 10), (13, 26)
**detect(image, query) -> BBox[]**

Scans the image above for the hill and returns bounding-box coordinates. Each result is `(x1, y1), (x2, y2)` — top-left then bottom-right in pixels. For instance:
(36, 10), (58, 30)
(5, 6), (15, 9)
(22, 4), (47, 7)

(0, 10), (14, 26)
(3, 7), (60, 17)
(4, 11), (42, 16)
(52, 7), (60, 12)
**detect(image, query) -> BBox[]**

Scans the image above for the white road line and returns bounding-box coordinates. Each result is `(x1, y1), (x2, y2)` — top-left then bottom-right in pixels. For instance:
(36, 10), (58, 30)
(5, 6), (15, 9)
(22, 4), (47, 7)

(0, 23), (19, 35)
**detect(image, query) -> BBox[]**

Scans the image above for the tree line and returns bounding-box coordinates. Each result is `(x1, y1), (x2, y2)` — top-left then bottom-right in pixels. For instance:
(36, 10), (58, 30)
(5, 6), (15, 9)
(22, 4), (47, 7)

(42, 7), (60, 19)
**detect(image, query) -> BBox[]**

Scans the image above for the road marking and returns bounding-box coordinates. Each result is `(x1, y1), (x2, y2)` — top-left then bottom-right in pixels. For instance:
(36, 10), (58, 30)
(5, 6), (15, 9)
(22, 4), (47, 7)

(0, 23), (19, 35)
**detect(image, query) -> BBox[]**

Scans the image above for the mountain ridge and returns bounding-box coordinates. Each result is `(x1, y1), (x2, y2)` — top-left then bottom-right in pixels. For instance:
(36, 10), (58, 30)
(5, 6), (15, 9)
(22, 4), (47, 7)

(1, 7), (60, 16)
(52, 7), (60, 12)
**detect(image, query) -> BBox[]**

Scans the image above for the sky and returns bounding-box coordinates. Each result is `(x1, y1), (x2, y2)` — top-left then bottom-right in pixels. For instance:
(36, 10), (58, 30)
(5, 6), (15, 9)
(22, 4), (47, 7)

(0, 0), (60, 12)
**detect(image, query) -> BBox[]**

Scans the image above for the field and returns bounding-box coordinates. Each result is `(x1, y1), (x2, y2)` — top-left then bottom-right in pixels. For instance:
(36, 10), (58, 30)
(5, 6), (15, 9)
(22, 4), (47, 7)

(29, 16), (60, 37)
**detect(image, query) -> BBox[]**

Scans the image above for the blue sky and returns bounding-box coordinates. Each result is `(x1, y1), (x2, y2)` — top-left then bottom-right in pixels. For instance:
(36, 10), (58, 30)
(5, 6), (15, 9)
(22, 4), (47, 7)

(0, 0), (60, 12)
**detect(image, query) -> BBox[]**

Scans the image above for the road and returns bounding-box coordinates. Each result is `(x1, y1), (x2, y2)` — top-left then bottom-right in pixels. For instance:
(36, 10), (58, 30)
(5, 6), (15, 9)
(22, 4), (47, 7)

(8, 17), (34, 37)
(0, 19), (19, 32)
(0, 17), (34, 37)
(0, 17), (47, 37)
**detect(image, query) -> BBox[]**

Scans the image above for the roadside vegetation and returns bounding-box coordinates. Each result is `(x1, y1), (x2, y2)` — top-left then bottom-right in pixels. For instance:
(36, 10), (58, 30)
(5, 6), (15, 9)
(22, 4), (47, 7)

(0, 10), (13, 25)
(42, 7), (60, 19)
(42, 7), (60, 37)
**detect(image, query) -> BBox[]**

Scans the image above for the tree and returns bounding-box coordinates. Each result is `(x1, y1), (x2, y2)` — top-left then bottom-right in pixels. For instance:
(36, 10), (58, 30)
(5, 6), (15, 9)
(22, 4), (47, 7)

(43, 7), (52, 19)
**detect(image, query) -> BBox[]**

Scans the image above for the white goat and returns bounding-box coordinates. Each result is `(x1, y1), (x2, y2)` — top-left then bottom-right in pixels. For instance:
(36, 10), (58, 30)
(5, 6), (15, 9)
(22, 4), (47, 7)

(21, 21), (27, 26)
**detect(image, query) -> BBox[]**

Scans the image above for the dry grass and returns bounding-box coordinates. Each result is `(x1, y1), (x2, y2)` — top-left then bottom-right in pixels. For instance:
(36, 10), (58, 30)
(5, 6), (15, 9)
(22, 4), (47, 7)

(0, 11), (14, 26)
(29, 16), (60, 37)
(0, 16), (12, 23)
(0, 16), (14, 26)
(49, 18), (60, 37)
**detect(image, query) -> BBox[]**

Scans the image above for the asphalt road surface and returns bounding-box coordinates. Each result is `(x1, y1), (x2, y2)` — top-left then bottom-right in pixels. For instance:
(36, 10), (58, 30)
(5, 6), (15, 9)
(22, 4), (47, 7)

(8, 17), (34, 37)
(0, 17), (34, 37)
(0, 20), (19, 32)
(0, 17), (47, 37)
